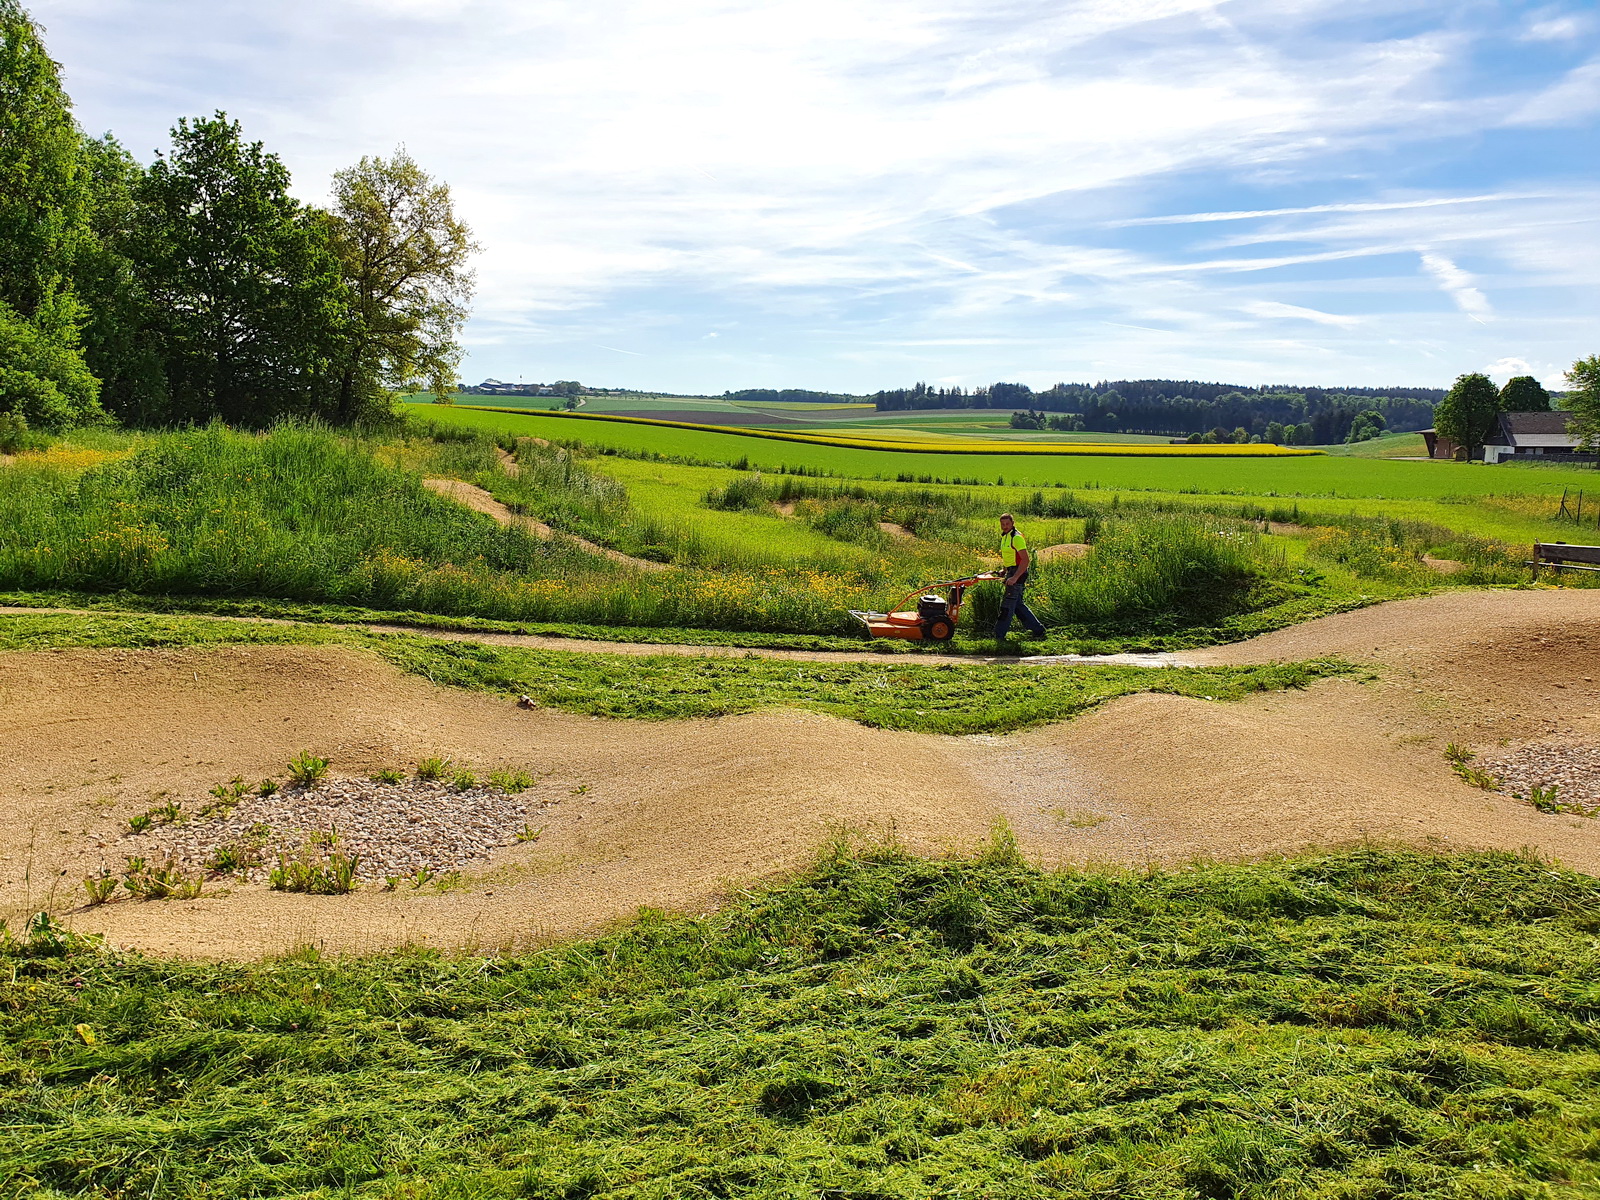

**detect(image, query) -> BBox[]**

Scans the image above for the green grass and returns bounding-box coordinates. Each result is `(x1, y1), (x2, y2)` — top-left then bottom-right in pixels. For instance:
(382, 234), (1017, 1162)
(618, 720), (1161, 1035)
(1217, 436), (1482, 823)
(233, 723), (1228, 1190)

(411, 404), (1600, 500)
(1319, 431), (1432, 458)
(4, 845), (1599, 1199)
(499, 420), (1594, 548)
(6, 422), (1582, 652)
(0, 611), (1349, 733)
(3, 426), (1441, 647)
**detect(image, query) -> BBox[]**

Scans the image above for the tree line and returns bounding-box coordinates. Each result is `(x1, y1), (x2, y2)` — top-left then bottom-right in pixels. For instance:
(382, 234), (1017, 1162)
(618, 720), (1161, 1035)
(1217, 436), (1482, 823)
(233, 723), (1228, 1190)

(873, 380), (1443, 442)
(0, 0), (474, 441)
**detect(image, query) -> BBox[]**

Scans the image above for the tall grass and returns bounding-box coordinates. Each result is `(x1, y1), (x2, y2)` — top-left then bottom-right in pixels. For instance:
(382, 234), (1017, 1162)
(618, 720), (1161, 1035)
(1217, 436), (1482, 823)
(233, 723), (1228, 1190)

(3, 426), (1544, 642)
(960, 513), (1289, 633)
(0, 423), (589, 599)
(0, 427), (885, 633)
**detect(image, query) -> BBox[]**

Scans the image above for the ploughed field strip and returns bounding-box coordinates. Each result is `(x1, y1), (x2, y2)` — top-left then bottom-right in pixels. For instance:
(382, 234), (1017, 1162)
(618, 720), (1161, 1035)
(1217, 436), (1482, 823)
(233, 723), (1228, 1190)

(119, 776), (543, 882)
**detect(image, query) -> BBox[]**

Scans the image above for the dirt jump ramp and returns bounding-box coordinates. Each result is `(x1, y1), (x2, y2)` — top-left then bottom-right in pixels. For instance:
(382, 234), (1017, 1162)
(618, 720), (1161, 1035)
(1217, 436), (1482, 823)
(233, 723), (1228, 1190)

(2, 587), (1597, 958)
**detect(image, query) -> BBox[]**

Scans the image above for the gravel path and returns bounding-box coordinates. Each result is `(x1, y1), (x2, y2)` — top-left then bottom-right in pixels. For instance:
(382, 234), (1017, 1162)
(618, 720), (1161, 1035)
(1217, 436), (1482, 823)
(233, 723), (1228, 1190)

(122, 776), (547, 882)
(1477, 743), (1600, 815)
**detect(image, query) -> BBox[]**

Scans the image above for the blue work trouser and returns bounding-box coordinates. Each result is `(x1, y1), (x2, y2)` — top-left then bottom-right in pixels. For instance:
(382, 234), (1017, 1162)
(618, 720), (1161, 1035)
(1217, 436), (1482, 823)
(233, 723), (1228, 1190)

(994, 571), (1046, 638)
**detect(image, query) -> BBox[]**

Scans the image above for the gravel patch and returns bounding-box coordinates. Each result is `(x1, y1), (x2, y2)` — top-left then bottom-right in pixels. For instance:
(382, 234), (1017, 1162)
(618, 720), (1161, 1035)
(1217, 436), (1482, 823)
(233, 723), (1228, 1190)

(121, 776), (545, 882)
(1476, 742), (1600, 815)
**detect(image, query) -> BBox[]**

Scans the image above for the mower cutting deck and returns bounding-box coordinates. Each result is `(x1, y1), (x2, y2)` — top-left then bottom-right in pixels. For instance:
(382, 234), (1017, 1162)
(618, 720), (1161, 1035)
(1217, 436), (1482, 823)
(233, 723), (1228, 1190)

(849, 572), (1000, 642)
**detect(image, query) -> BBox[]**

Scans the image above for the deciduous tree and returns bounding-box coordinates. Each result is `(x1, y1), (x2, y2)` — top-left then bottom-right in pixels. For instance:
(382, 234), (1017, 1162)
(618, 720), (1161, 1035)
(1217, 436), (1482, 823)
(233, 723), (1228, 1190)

(1562, 356), (1600, 453)
(134, 113), (347, 425)
(1498, 375), (1550, 412)
(324, 149), (476, 422)
(0, 0), (87, 331)
(1433, 372), (1500, 459)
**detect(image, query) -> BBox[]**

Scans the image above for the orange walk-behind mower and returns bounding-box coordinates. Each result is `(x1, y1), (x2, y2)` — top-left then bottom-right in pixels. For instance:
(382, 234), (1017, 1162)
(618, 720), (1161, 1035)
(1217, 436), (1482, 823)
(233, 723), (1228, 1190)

(849, 571), (999, 642)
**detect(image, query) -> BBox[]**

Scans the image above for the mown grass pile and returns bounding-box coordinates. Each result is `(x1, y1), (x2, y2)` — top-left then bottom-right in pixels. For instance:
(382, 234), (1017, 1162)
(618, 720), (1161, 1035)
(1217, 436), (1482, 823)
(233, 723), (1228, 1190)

(3, 846), (1598, 1198)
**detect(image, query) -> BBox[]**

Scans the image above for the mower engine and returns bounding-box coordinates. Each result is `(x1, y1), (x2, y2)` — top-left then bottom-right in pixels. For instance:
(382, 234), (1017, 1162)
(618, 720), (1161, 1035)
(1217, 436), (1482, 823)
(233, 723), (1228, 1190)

(849, 572), (997, 643)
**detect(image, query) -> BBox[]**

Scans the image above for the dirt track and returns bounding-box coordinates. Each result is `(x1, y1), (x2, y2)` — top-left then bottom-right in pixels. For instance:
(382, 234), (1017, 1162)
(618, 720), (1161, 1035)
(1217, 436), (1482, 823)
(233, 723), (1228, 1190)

(422, 476), (668, 571)
(2, 588), (1597, 958)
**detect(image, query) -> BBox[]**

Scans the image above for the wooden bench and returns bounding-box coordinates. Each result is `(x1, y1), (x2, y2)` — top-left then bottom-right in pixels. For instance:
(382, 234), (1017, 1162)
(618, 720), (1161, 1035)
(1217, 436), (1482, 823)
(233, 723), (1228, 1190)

(1530, 542), (1600, 576)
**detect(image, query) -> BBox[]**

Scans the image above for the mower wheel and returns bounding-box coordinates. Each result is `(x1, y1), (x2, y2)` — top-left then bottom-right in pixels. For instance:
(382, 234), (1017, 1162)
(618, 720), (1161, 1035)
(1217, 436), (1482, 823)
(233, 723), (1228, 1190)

(925, 618), (954, 642)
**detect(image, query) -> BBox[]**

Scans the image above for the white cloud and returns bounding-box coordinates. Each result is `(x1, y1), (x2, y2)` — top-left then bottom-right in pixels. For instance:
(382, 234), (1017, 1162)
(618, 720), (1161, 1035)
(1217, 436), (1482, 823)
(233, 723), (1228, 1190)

(1419, 253), (1492, 322)
(1486, 356), (1531, 377)
(1240, 300), (1363, 327)
(27, 0), (1600, 389)
(1504, 58), (1600, 125)
(1520, 11), (1592, 42)
(1111, 193), (1545, 226)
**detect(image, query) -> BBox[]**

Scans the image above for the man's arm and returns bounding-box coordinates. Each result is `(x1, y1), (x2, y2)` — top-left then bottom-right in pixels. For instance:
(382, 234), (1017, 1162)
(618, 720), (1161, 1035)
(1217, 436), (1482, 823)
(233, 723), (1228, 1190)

(1009, 547), (1029, 585)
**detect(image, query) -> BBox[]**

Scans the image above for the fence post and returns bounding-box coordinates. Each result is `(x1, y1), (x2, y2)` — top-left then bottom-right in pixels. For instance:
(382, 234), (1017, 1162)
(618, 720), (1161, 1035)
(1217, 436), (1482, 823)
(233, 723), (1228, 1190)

(1559, 488), (1570, 520)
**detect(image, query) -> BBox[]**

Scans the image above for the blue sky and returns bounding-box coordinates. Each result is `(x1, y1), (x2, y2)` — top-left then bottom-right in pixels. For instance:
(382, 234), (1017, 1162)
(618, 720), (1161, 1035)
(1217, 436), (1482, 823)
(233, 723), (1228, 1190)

(33, 0), (1600, 394)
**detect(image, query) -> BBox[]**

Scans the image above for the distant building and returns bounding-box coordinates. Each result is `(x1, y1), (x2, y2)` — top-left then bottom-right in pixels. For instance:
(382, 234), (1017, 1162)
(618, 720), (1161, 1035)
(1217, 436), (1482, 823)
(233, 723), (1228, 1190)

(466, 378), (545, 396)
(1420, 428), (1463, 460)
(1483, 411), (1594, 464)
(1422, 411), (1595, 464)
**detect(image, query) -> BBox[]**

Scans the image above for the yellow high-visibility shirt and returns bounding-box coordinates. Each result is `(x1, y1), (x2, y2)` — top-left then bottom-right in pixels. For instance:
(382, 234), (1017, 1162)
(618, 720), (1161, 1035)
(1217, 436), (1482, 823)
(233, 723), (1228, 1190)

(1000, 529), (1028, 566)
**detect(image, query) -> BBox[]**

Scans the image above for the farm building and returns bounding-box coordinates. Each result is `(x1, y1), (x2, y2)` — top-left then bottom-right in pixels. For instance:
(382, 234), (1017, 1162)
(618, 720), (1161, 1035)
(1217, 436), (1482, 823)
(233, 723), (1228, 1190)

(1483, 411), (1595, 464)
(1422, 411), (1596, 464)
(1420, 428), (1463, 460)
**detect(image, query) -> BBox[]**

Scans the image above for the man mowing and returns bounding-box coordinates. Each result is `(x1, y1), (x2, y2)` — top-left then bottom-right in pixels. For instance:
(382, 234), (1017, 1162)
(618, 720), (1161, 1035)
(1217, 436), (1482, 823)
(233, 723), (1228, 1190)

(995, 512), (1047, 641)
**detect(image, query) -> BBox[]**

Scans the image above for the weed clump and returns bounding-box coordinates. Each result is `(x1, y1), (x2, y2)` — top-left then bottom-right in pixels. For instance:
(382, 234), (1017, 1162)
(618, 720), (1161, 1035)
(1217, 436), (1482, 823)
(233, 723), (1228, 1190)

(415, 756), (451, 781)
(287, 751), (330, 786)
(488, 766), (535, 793)
(268, 843), (359, 894)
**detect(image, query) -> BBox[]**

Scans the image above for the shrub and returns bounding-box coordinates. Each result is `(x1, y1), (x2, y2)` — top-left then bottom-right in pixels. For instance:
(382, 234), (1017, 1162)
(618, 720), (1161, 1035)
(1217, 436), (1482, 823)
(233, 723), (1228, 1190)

(0, 300), (107, 430)
(982, 513), (1279, 634)
(0, 410), (46, 454)
(704, 473), (767, 511)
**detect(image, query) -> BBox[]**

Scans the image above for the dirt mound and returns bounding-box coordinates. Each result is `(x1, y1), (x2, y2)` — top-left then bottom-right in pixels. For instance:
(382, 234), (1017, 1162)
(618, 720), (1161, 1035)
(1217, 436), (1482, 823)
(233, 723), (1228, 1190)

(0, 645), (997, 956)
(5, 588), (1600, 958)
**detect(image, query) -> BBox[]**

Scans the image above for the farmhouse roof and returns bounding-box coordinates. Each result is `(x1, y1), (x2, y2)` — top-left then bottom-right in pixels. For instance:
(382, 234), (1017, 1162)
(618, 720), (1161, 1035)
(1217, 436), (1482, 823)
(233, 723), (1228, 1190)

(1501, 411), (1572, 436)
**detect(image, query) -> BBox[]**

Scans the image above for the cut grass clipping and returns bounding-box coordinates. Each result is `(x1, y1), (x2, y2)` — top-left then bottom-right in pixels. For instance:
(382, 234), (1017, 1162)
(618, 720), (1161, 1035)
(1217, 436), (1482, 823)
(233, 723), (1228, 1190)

(0, 612), (1349, 733)
(4, 845), (1599, 1198)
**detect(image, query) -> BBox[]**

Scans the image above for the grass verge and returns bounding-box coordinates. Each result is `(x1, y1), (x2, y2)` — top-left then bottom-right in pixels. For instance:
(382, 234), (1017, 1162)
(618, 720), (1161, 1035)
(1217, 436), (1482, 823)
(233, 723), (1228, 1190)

(3, 845), (1598, 1198)
(0, 612), (1351, 734)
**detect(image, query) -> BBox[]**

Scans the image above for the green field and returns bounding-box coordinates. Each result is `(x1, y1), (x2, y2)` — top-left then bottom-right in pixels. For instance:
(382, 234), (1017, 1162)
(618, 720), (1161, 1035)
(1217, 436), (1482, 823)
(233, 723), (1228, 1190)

(6, 845), (1598, 1199)
(410, 404), (1600, 502)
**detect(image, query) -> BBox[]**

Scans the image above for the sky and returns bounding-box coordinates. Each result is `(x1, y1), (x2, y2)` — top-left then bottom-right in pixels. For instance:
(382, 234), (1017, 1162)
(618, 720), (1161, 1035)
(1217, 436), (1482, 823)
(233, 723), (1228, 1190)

(31, 0), (1600, 395)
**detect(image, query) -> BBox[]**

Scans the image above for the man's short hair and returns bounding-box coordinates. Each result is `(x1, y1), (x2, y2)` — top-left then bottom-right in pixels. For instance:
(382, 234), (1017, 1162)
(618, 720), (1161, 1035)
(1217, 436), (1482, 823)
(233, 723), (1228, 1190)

(999, 512), (1014, 522)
